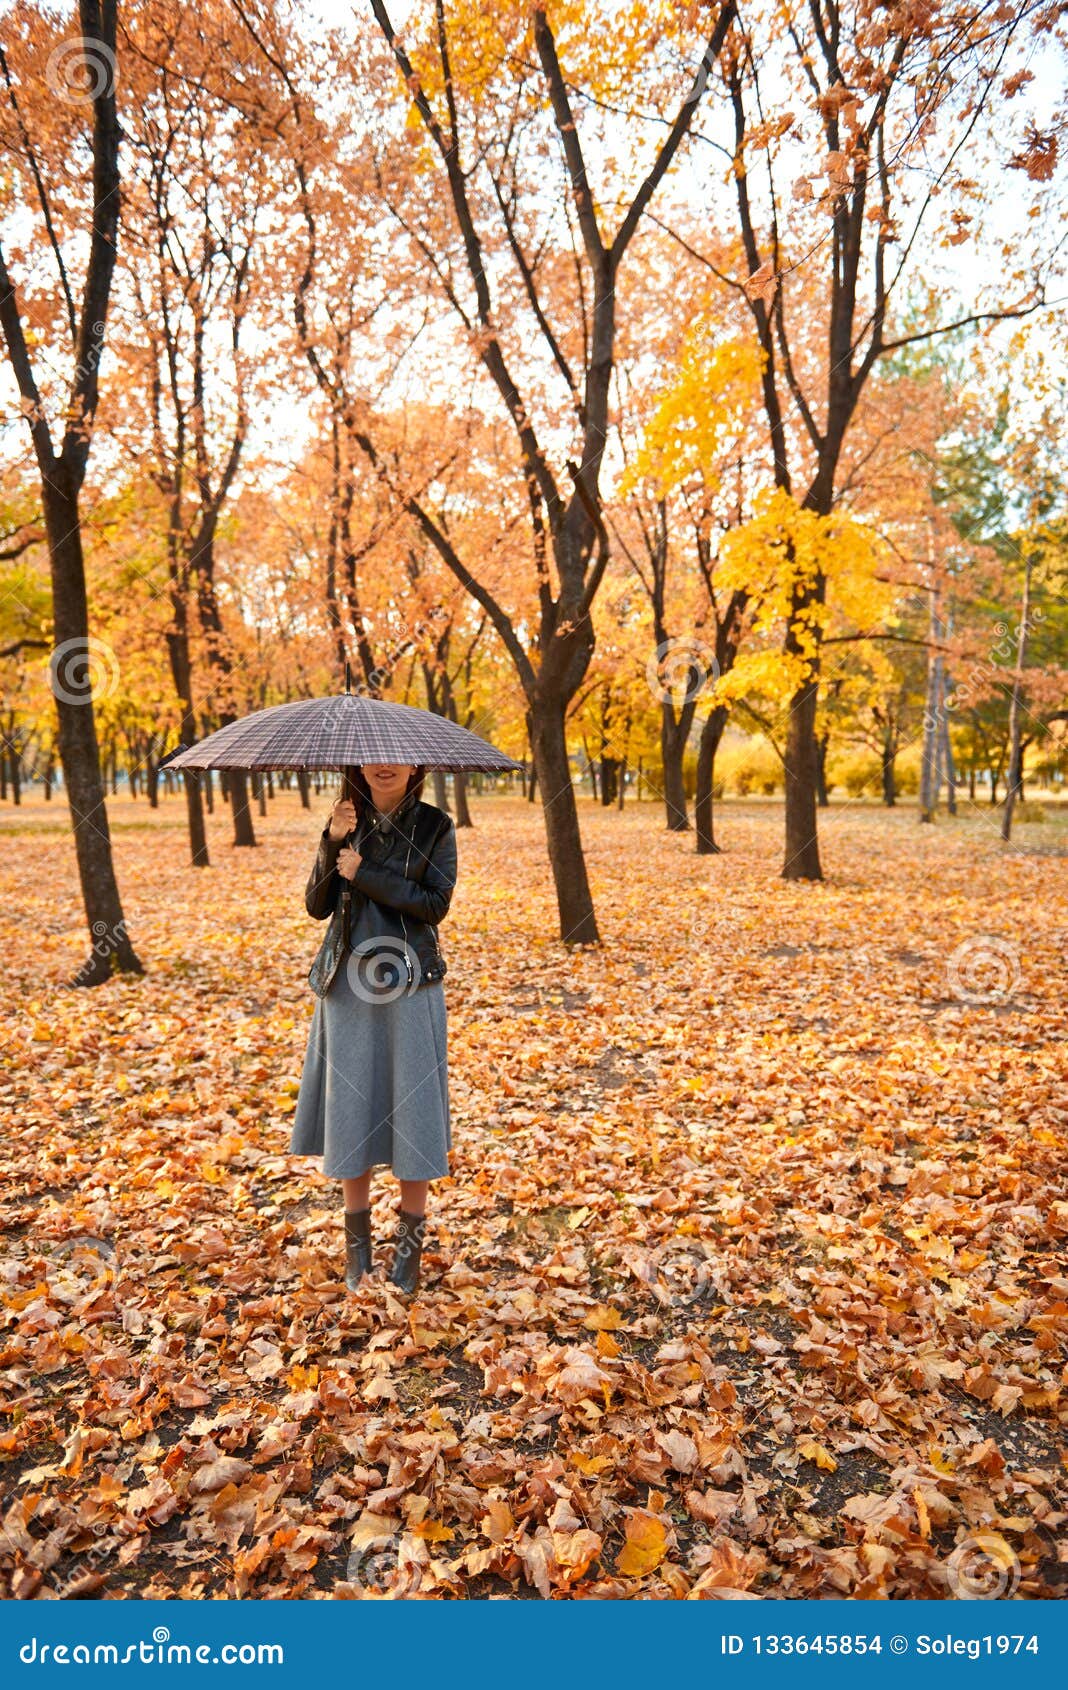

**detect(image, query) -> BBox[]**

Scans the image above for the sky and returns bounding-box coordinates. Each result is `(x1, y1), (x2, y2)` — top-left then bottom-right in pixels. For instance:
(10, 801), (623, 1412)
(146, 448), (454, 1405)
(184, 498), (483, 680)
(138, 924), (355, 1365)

(1, 1), (1065, 491)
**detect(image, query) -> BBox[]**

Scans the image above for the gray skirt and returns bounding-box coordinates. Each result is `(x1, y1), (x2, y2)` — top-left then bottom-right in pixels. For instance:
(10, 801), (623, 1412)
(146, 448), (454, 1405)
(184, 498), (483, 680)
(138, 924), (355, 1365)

(289, 949), (451, 1181)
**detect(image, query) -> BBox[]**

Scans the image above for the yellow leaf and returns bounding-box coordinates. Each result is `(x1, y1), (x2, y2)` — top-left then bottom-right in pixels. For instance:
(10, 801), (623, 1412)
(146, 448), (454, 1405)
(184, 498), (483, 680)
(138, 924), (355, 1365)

(571, 1451), (613, 1476)
(412, 1518), (453, 1542)
(928, 1443), (956, 1475)
(286, 1364), (319, 1390)
(616, 1509), (668, 1577)
(797, 1438), (837, 1472)
(583, 1303), (622, 1331)
(913, 1485), (930, 1540)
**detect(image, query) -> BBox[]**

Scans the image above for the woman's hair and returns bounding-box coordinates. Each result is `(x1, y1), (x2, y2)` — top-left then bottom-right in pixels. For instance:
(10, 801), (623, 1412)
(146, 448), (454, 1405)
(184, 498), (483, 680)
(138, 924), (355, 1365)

(345, 764), (426, 830)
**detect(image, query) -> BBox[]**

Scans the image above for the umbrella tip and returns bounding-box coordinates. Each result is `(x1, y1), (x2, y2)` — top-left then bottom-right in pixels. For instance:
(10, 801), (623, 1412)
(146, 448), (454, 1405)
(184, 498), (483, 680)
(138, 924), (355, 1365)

(344, 660), (351, 694)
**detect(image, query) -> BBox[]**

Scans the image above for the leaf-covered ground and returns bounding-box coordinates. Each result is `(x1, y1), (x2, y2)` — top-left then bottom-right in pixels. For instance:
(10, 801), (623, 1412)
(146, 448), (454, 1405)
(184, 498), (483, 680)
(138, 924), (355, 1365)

(1, 794), (1066, 1600)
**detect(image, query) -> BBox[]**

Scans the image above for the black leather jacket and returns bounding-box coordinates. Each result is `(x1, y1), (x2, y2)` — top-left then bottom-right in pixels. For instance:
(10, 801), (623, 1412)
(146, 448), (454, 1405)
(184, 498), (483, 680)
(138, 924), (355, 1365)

(305, 792), (458, 998)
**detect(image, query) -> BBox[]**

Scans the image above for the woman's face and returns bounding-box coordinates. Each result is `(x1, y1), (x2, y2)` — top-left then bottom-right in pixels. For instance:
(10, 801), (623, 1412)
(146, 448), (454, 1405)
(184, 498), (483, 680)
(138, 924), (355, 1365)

(361, 762), (414, 801)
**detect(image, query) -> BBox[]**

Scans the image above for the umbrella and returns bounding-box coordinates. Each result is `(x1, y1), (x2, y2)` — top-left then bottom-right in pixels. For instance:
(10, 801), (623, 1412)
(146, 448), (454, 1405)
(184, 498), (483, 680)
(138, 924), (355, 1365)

(162, 688), (521, 802)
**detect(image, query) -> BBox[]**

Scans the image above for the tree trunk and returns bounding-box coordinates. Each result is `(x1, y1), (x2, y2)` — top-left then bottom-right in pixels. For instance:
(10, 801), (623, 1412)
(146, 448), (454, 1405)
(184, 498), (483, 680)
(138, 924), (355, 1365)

(660, 700), (690, 831)
(940, 699), (957, 816)
(454, 769), (473, 828)
(228, 769), (255, 845)
(919, 543), (945, 824)
(815, 733), (829, 808)
(529, 698), (598, 943)
(882, 732), (897, 806)
(165, 617), (209, 868)
(782, 672), (822, 878)
(781, 548), (825, 879)
(920, 659), (939, 822)
(44, 477), (143, 983)
(694, 704), (728, 854)
(1002, 558), (1033, 842)
(584, 738), (599, 801)
(195, 524), (256, 848)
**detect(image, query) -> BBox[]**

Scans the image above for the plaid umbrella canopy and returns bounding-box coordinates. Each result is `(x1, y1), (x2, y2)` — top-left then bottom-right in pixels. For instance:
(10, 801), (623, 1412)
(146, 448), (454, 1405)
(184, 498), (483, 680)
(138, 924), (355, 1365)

(163, 692), (522, 801)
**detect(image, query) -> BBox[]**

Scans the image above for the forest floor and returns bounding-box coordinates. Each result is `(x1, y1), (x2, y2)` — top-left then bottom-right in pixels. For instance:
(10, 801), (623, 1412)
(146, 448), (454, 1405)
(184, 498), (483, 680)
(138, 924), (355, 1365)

(1, 792), (1066, 1600)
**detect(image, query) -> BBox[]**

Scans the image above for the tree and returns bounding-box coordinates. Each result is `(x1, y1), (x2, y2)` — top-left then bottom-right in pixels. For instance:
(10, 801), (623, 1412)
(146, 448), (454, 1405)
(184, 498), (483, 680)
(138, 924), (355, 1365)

(684, 1), (1060, 877)
(0, 2), (143, 983)
(119, 2), (276, 859)
(240, 0), (739, 943)
(615, 284), (762, 845)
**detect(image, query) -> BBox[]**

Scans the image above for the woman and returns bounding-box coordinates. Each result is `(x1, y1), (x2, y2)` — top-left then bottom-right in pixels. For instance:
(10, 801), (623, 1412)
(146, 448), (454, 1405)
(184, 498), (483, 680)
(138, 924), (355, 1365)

(289, 762), (458, 1296)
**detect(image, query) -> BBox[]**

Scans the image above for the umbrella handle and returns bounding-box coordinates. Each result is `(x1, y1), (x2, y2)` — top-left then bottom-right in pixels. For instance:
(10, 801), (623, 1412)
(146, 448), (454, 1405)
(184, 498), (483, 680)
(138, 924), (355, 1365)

(340, 765), (361, 853)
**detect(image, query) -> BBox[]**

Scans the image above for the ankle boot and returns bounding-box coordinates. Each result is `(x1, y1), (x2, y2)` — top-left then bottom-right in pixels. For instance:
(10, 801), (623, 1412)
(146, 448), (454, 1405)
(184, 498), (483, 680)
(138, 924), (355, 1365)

(388, 1208), (426, 1295)
(344, 1207), (373, 1290)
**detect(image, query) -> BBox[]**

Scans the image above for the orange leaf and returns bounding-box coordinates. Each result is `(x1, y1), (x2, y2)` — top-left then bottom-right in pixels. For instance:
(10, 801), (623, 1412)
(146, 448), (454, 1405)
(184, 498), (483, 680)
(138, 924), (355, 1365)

(616, 1509), (669, 1577)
